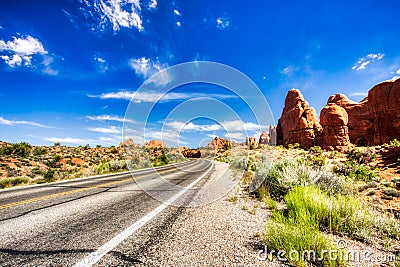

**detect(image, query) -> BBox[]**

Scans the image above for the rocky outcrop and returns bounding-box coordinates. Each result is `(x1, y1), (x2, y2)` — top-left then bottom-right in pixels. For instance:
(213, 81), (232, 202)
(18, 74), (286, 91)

(276, 89), (322, 149)
(181, 148), (202, 158)
(144, 139), (168, 149)
(259, 131), (270, 145)
(319, 103), (350, 152)
(207, 137), (236, 151)
(328, 79), (400, 146)
(269, 125), (277, 145)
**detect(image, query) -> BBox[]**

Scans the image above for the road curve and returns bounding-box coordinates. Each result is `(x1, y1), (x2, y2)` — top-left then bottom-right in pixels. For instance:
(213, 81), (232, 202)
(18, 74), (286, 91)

(0, 159), (213, 266)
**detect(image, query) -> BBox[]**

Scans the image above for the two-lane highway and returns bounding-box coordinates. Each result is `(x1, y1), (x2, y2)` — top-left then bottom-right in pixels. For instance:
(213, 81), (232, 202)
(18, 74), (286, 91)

(0, 159), (213, 266)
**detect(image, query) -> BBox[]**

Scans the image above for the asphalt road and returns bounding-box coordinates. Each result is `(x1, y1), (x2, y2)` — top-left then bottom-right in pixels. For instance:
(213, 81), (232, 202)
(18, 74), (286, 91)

(0, 159), (213, 266)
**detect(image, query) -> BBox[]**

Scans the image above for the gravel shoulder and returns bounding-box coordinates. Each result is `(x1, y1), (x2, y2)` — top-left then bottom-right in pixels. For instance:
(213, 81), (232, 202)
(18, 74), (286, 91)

(130, 161), (286, 267)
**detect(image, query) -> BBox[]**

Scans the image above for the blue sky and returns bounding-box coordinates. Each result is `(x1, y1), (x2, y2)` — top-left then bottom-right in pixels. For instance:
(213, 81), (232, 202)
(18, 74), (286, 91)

(0, 0), (399, 147)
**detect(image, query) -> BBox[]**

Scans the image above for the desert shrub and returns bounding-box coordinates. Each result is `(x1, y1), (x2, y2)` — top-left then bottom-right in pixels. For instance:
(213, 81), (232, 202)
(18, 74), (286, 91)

(152, 154), (169, 167)
(0, 142), (32, 157)
(140, 160), (152, 169)
(29, 167), (43, 178)
(230, 157), (249, 170)
(309, 146), (323, 155)
(333, 160), (379, 182)
(254, 159), (317, 200)
(33, 147), (48, 156)
(46, 155), (63, 168)
(0, 145), (13, 156)
(43, 169), (56, 182)
(314, 171), (352, 196)
(389, 138), (400, 147)
(306, 154), (326, 167)
(92, 162), (110, 175)
(0, 176), (29, 188)
(287, 143), (300, 149)
(109, 160), (127, 172)
(347, 148), (376, 164)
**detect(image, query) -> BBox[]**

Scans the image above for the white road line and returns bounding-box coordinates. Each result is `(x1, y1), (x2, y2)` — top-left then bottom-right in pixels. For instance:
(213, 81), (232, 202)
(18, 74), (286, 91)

(73, 161), (213, 267)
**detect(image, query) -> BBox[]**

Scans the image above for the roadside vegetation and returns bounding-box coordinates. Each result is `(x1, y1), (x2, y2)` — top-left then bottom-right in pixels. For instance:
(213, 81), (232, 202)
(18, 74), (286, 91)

(0, 141), (186, 189)
(222, 142), (400, 266)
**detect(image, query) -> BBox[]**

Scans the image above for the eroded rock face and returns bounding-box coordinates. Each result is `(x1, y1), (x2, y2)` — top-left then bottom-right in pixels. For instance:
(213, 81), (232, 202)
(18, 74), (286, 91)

(144, 139), (168, 149)
(329, 79), (400, 146)
(259, 131), (270, 145)
(207, 137), (235, 151)
(327, 93), (371, 146)
(276, 89), (322, 149)
(319, 103), (350, 152)
(368, 79), (400, 145)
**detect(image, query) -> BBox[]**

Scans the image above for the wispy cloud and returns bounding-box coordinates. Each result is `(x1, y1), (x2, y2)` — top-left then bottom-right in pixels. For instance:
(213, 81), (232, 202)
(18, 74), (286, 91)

(352, 53), (384, 71)
(173, 9), (181, 16)
(0, 116), (48, 128)
(165, 119), (260, 133)
(349, 91), (368, 97)
(89, 90), (238, 102)
(87, 126), (121, 134)
(165, 121), (222, 132)
(94, 57), (106, 63)
(128, 57), (171, 85)
(0, 35), (47, 67)
(148, 0), (157, 9)
(216, 17), (231, 29)
(44, 137), (88, 144)
(80, 0), (143, 32)
(86, 114), (134, 123)
(280, 65), (298, 76)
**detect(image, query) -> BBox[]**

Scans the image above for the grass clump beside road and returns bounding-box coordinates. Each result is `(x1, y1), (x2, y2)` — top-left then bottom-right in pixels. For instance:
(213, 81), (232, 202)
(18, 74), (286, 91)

(0, 176), (29, 188)
(250, 155), (400, 266)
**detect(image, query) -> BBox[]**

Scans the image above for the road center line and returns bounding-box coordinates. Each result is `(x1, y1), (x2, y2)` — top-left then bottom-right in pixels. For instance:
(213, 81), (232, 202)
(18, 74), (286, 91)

(0, 167), (181, 211)
(72, 161), (213, 267)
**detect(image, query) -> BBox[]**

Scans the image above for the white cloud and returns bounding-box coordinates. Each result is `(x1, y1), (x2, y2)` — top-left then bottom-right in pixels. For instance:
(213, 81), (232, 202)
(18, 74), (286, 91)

(221, 120), (261, 132)
(85, 0), (143, 32)
(86, 114), (135, 123)
(352, 53), (384, 71)
(87, 126), (121, 134)
(224, 132), (245, 141)
(0, 116), (48, 128)
(216, 17), (230, 29)
(95, 57), (106, 63)
(0, 35), (48, 68)
(148, 0), (157, 9)
(280, 65), (297, 76)
(176, 21), (181, 27)
(174, 9), (181, 16)
(396, 69), (400, 75)
(165, 121), (222, 132)
(90, 90), (238, 102)
(42, 55), (58, 75)
(349, 91), (368, 97)
(128, 57), (171, 85)
(0, 55), (23, 67)
(44, 137), (88, 144)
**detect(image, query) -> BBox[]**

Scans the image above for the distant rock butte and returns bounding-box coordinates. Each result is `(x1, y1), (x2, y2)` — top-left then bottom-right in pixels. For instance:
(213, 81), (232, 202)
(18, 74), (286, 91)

(276, 89), (322, 149)
(144, 139), (168, 149)
(207, 137), (236, 151)
(277, 78), (400, 150)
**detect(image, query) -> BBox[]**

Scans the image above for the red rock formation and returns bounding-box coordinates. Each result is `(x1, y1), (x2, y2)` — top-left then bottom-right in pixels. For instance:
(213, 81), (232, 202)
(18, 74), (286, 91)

(144, 139), (168, 149)
(319, 103), (350, 152)
(328, 79), (400, 146)
(259, 131), (270, 145)
(207, 137), (236, 151)
(277, 89), (322, 149)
